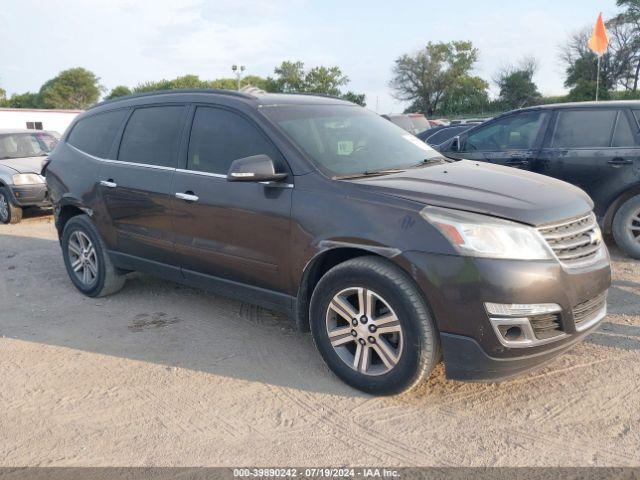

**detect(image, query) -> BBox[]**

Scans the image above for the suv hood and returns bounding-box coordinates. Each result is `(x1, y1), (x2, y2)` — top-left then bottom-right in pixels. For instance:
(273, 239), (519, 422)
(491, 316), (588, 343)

(347, 160), (593, 226)
(0, 156), (47, 175)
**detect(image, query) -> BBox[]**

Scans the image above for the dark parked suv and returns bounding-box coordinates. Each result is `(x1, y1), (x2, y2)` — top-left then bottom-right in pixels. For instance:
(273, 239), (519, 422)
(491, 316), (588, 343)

(45, 90), (611, 395)
(439, 101), (640, 259)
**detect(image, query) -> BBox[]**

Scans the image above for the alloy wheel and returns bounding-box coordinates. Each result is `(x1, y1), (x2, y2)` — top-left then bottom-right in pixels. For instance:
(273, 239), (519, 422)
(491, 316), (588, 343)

(325, 287), (404, 376)
(630, 208), (640, 243)
(0, 193), (8, 222)
(68, 231), (99, 286)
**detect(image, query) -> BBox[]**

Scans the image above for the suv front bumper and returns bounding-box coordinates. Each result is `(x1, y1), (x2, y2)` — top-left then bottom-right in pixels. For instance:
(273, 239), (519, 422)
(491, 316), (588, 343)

(8, 184), (50, 207)
(400, 250), (611, 381)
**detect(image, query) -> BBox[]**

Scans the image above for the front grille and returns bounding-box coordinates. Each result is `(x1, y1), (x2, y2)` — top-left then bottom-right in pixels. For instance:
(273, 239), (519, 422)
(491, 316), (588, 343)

(529, 313), (563, 340)
(538, 213), (602, 267)
(573, 293), (607, 326)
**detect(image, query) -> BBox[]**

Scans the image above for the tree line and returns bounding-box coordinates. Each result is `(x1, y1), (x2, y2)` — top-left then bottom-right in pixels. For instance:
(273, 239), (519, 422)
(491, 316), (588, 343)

(1, 0), (639, 116)
(0, 61), (366, 110)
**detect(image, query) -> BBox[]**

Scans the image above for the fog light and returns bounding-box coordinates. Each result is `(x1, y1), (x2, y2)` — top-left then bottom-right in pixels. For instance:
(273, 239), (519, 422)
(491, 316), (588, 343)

(504, 326), (523, 341)
(485, 302), (561, 317)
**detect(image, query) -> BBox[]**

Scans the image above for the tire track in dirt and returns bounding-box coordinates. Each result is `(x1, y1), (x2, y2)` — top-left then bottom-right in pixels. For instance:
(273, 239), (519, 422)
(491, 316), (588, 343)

(271, 385), (453, 466)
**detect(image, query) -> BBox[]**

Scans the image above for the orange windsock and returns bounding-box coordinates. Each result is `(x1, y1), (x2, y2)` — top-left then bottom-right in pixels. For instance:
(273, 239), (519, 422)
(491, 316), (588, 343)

(588, 12), (609, 56)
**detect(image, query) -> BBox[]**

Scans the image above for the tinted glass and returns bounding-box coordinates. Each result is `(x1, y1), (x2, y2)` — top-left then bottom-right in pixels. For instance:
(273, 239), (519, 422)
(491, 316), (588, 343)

(68, 109), (127, 158)
(612, 112), (637, 147)
(118, 106), (185, 167)
(425, 126), (470, 145)
(187, 107), (282, 175)
(464, 111), (547, 151)
(0, 132), (58, 159)
(262, 105), (442, 176)
(552, 110), (616, 148)
(633, 110), (640, 129)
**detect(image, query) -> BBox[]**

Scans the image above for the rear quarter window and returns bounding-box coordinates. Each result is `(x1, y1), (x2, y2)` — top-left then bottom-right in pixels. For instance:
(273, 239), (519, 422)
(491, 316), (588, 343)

(551, 110), (616, 148)
(67, 109), (128, 158)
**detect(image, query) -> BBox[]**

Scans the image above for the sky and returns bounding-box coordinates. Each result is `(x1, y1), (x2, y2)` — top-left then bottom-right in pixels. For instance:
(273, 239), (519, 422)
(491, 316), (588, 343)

(0, 0), (623, 113)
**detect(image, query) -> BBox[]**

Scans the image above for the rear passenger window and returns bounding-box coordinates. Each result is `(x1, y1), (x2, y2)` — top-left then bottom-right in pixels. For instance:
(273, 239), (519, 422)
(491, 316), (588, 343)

(552, 110), (616, 148)
(68, 109), (127, 158)
(633, 110), (640, 128)
(612, 112), (637, 147)
(187, 107), (281, 175)
(118, 106), (186, 167)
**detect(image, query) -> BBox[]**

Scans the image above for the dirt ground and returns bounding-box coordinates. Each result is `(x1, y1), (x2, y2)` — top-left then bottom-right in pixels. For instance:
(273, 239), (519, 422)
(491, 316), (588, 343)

(1, 211), (639, 467)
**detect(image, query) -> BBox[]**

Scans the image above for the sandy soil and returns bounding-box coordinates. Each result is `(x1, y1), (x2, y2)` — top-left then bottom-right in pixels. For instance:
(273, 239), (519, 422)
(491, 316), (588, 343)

(1, 212), (639, 467)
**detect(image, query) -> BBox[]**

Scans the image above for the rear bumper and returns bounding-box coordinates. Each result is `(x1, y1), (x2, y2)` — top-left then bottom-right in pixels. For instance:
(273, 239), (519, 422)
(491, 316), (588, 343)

(8, 184), (50, 207)
(398, 250), (612, 381)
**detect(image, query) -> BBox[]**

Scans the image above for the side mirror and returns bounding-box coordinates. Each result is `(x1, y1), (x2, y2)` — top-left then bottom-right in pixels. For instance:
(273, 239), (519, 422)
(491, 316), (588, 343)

(227, 154), (288, 183)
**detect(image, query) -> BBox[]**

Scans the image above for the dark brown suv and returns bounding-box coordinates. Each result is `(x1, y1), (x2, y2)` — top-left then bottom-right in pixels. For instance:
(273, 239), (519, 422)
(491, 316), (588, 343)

(45, 90), (611, 395)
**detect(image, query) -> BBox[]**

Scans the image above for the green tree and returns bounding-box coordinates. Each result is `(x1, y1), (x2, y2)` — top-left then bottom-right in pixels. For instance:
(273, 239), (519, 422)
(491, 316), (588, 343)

(105, 85), (132, 100)
(3, 92), (40, 108)
(266, 61), (306, 93)
(0, 87), (6, 103)
(435, 76), (489, 115)
(341, 91), (366, 106)
(495, 57), (541, 109)
(266, 61), (364, 101)
(389, 41), (485, 116)
(38, 67), (102, 109)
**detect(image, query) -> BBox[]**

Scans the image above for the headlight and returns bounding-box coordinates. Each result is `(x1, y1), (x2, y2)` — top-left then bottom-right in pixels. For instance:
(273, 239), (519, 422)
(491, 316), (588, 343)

(420, 206), (553, 260)
(12, 174), (45, 185)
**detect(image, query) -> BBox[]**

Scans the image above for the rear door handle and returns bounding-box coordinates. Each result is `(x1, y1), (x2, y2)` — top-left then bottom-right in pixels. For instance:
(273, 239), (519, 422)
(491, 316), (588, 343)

(175, 192), (199, 202)
(100, 180), (117, 188)
(607, 157), (632, 166)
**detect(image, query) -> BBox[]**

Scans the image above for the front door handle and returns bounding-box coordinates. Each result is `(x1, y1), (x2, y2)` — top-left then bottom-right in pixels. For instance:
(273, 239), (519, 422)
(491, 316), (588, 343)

(607, 157), (633, 166)
(100, 180), (117, 188)
(175, 192), (199, 203)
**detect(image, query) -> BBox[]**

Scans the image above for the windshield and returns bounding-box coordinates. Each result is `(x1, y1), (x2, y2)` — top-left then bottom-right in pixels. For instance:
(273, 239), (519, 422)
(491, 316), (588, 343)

(262, 105), (442, 176)
(0, 132), (58, 160)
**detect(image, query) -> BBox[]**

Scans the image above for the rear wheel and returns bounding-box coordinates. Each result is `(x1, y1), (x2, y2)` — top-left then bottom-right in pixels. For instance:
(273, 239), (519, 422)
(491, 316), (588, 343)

(61, 214), (126, 297)
(612, 195), (640, 259)
(310, 256), (440, 395)
(0, 187), (23, 224)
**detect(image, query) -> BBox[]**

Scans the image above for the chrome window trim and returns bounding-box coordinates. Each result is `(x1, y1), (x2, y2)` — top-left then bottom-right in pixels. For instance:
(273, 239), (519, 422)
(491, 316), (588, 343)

(67, 144), (176, 171)
(68, 144), (294, 187)
(175, 168), (225, 178)
(175, 168), (294, 188)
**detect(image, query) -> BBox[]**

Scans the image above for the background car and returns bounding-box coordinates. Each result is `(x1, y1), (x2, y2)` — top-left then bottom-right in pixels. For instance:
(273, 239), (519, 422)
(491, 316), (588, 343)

(0, 129), (57, 224)
(439, 100), (640, 259)
(382, 113), (431, 135)
(417, 124), (475, 147)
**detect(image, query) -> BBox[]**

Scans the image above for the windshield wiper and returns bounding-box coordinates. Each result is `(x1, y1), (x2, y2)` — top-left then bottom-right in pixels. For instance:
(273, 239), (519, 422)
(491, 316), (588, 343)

(333, 169), (405, 180)
(407, 157), (448, 168)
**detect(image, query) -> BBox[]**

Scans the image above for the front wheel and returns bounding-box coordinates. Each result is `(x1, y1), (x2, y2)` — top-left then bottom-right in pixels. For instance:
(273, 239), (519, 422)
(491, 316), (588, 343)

(612, 195), (640, 259)
(310, 256), (440, 395)
(0, 187), (23, 224)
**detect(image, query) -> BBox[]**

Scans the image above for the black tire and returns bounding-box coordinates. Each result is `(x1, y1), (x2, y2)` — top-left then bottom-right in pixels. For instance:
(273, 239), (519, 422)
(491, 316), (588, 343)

(0, 187), (23, 224)
(61, 214), (126, 297)
(309, 256), (440, 395)
(612, 195), (640, 259)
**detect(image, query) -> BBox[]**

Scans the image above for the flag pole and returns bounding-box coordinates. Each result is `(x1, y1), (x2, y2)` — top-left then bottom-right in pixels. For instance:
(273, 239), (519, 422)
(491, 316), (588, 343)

(596, 55), (601, 101)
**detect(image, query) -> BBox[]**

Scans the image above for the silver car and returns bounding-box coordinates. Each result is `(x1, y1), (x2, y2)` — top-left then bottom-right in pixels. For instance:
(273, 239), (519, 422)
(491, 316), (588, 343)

(0, 129), (58, 224)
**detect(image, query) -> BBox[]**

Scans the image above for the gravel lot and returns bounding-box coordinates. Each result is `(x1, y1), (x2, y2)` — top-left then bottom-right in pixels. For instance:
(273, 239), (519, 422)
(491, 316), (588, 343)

(1, 212), (639, 467)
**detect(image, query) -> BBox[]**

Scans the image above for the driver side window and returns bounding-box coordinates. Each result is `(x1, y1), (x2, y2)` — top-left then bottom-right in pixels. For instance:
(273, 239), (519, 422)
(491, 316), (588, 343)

(463, 111), (547, 152)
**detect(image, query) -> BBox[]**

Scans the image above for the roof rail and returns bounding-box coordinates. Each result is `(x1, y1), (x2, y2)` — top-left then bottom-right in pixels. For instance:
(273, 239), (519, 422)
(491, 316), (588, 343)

(91, 88), (256, 109)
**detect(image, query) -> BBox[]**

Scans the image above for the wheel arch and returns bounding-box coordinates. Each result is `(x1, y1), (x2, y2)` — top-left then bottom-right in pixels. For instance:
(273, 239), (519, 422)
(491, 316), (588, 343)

(56, 197), (92, 238)
(295, 243), (402, 332)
